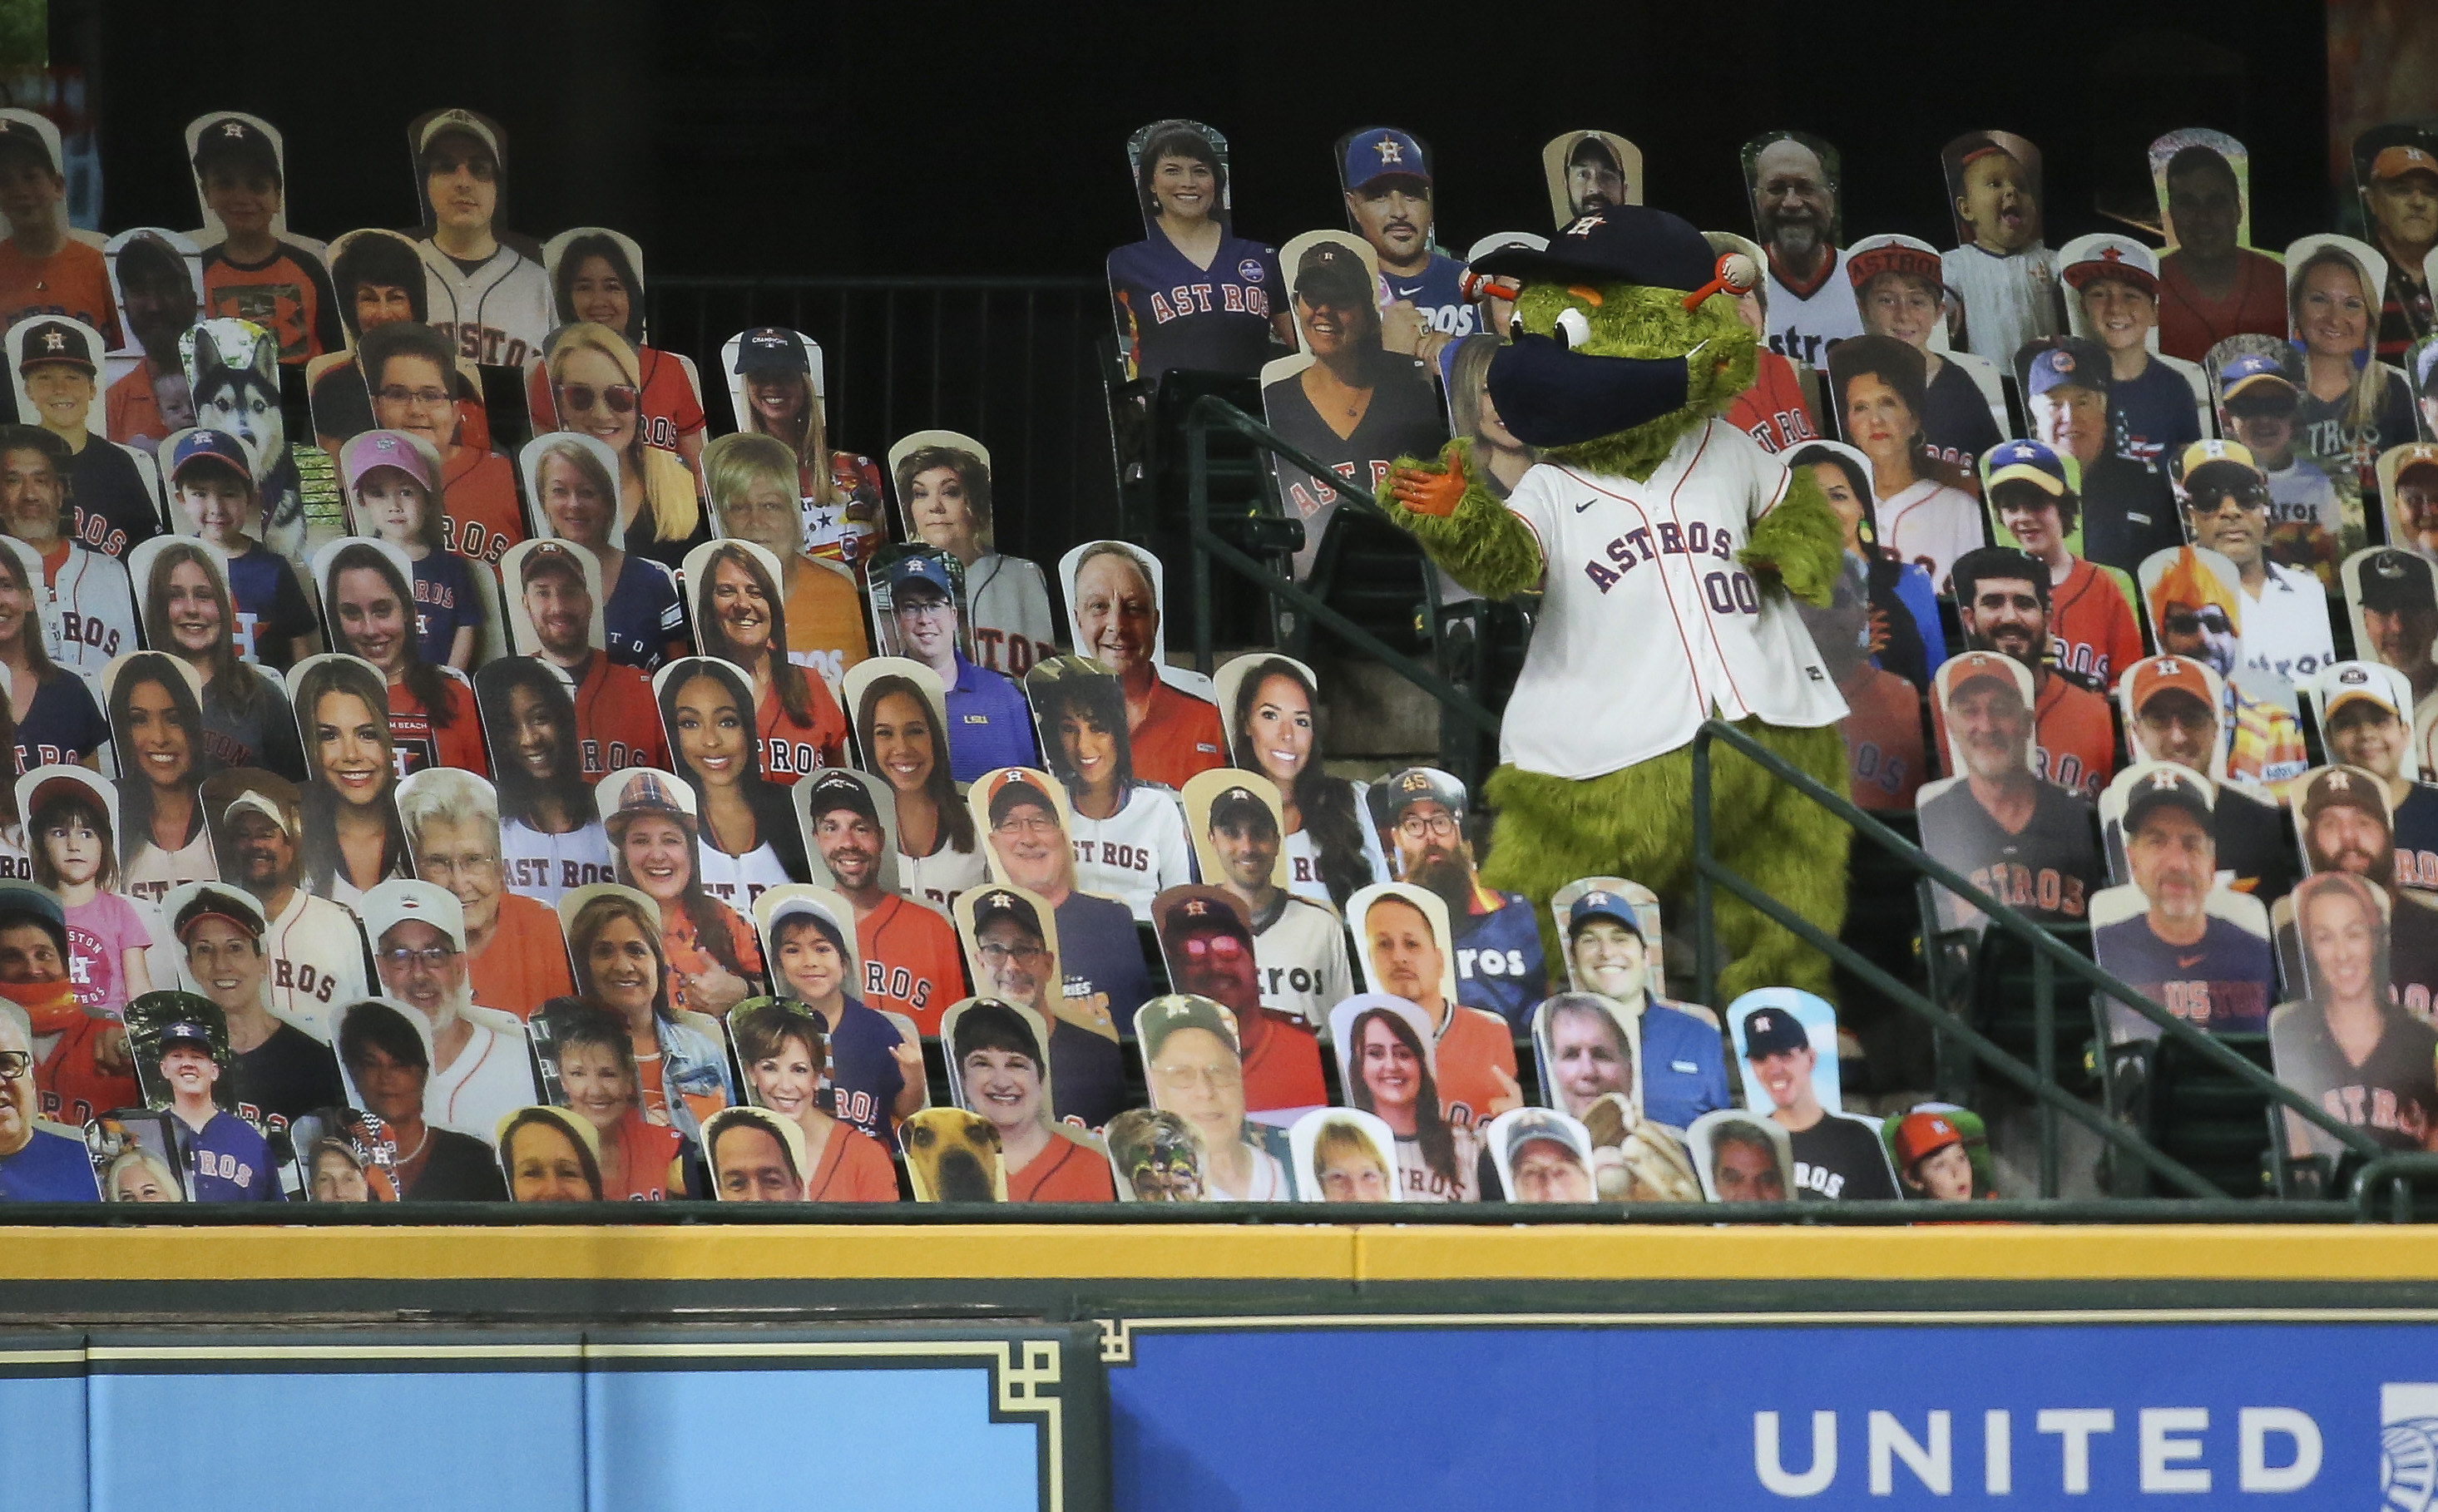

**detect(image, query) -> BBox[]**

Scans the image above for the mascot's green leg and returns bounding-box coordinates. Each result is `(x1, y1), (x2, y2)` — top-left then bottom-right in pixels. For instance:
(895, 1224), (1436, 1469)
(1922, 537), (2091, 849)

(1477, 757), (1702, 974)
(1709, 719), (1852, 1006)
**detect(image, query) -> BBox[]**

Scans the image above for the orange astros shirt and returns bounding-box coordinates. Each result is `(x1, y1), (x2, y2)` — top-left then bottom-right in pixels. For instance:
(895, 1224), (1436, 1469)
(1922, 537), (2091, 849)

(1007, 1129), (1117, 1202)
(1430, 1002), (1518, 1131)
(1239, 1010), (1328, 1113)
(469, 891), (577, 1020)
(1725, 348), (1818, 455)
(0, 239), (121, 347)
(756, 673), (848, 785)
(1841, 666), (1926, 811)
(1130, 677), (1225, 789)
(858, 893), (965, 1035)
(1935, 671), (2115, 798)
(2047, 559), (2146, 691)
(440, 447), (526, 566)
(573, 655), (668, 777)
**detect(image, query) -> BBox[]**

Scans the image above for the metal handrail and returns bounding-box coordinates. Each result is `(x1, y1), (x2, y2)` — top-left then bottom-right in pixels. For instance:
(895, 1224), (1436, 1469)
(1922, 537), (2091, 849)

(1690, 719), (2381, 1198)
(1180, 396), (1501, 742)
(2350, 1154), (2438, 1223)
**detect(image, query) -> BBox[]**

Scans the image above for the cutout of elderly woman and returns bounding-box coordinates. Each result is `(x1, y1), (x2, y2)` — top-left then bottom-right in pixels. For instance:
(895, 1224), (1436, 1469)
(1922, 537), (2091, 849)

(690, 538), (848, 783)
(943, 995), (1115, 1203)
(1288, 1109), (1399, 1203)
(704, 431), (870, 684)
(314, 538), (485, 777)
(2268, 869), (2438, 1159)
(538, 322), (703, 571)
(655, 656), (805, 912)
(888, 430), (1057, 676)
(2285, 236), (2420, 510)
(1259, 234), (1448, 579)
(291, 654), (410, 906)
(729, 996), (901, 1201)
(552, 885), (734, 1138)
(1135, 992), (1293, 1200)
(497, 1104), (603, 1203)
(1060, 540), (1224, 789)
(848, 660), (982, 909)
(542, 1003), (689, 1200)
(536, 228), (708, 482)
(1828, 335), (1985, 593)
(1218, 653), (1384, 909)
(105, 651), (219, 904)
(476, 656), (611, 910)
(522, 431), (683, 673)
(1330, 993), (1478, 1202)
(1105, 119), (1289, 382)
(720, 326), (886, 565)
(599, 770), (764, 1021)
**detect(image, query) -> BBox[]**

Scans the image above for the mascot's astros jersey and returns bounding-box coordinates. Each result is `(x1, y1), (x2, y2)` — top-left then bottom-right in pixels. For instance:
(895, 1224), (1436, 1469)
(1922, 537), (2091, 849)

(1501, 418), (1848, 778)
(1106, 234), (1278, 380)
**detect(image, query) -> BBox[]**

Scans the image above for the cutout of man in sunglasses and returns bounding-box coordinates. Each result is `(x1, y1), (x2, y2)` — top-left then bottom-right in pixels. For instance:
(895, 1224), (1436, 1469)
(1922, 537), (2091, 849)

(2176, 440), (2333, 718)
(2147, 544), (2305, 791)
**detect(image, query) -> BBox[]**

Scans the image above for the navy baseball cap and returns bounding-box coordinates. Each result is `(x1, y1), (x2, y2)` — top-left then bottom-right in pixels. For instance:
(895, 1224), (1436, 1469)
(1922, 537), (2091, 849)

(169, 427), (250, 482)
(518, 538), (586, 586)
(158, 1020), (216, 1054)
(2358, 548), (2436, 612)
(1742, 1006), (1811, 1059)
(1206, 783), (1274, 832)
(802, 771), (878, 824)
(1471, 204), (1714, 293)
(193, 116), (279, 180)
(0, 118), (54, 173)
(886, 552), (957, 600)
(18, 319), (92, 374)
(1567, 889), (1644, 940)
(2028, 343), (2108, 396)
(970, 888), (1043, 939)
(1985, 438), (2069, 497)
(733, 326), (809, 376)
(2218, 352), (2298, 405)
(2123, 764), (2213, 833)
(1344, 128), (1430, 191)
(1380, 766), (1465, 824)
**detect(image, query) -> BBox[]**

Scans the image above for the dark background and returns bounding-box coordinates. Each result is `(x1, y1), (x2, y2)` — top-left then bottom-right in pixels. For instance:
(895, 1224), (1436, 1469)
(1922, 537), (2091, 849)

(67, 0), (2341, 277)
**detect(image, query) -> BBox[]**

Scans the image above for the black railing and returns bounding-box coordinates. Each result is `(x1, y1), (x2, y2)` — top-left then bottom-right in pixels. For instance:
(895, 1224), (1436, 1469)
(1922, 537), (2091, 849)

(649, 274), (1116, 568)
(1689, 719), (2382, 1199)
(1179, 395), (1500, 729)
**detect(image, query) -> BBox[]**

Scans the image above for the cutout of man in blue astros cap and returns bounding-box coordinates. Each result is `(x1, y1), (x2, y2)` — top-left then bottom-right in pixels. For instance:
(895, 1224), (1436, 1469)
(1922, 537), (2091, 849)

(1338, 126), (1469, 353)
(883, 548), (1036, 783)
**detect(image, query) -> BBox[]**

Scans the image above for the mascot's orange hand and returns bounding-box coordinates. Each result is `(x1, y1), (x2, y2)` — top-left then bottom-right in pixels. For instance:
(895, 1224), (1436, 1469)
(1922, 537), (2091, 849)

(1387, 461), (1465, 517)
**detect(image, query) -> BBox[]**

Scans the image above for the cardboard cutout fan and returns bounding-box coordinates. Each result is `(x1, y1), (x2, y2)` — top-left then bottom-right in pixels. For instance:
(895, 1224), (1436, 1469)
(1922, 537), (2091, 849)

(1108, 118), (1284, 383)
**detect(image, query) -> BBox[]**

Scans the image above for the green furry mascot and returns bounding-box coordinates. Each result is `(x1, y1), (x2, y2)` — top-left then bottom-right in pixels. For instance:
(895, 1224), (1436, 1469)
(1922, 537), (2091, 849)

(1384, 205), (1852, 1004)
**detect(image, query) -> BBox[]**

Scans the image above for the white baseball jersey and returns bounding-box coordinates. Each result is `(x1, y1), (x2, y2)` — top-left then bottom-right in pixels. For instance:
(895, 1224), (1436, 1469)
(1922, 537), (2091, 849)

(1762, 246), (1866, 368)
(262, 887), (369, 1037)
(1254, 893), (1353, 1027)
(1501, 420), (1849, 778)
(1283, 779), (1389, 909)
(2235, 561), (2336, 716)
(1941, 243), (2063, 360)
(500, 818), (616, 909)
(1069, 783), (1194, 921)
(123, 833), (216, 907)
(426, 1015), (541, 1139)
(967, 554), (1059, 675)
(1204, 1142), (1291, 1201)
(898, 838), (987, 912)
(42, 542), (135, 674)
(699, 840), (792, 916)
(1878, 477), (1987, 593)
(418, 240), (555, 368)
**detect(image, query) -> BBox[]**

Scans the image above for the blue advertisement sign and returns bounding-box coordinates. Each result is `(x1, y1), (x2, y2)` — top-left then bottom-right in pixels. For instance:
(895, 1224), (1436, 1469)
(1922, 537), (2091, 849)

(1103, 1314), (2438, 1511)
(0, 1329), (1091, 1512)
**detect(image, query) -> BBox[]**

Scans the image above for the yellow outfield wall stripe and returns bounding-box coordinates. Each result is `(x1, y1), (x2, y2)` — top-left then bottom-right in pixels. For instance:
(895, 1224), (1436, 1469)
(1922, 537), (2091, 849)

(5, 1224), (2436, 1285)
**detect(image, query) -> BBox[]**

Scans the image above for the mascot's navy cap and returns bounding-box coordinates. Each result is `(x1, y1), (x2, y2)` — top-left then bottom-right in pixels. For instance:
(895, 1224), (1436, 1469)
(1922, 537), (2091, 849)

(1470, 205), (1714, 291)
(1741, 1005), (1811, 1059)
